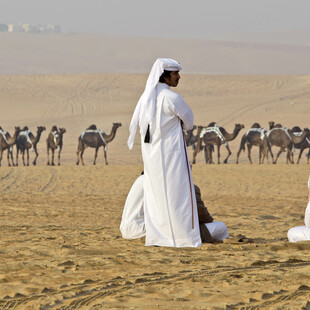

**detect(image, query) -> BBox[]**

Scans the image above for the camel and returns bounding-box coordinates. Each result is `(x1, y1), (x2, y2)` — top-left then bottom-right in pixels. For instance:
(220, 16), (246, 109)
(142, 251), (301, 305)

(192, 122), (217, 164)
(196, 123), (244, 164)
(184, 125), (197, 148)
(0, 126), (21, 167)
(236, 123), (269, 164)
(269, 121), (283, 130)
(76, 122), (122, 165)
(46, 126), (66, 166)
(16, 126), (46, 166)
(267, 127), (310, 164)
(290, 126), (310, 164)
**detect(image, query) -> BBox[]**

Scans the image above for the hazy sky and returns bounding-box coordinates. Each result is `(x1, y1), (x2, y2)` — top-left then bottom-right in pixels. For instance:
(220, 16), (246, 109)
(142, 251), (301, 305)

(2, 0), (310, 39)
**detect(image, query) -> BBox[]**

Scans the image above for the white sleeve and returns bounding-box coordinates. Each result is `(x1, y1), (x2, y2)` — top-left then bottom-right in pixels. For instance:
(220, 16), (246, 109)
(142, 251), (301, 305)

(166, 93), (194, 130)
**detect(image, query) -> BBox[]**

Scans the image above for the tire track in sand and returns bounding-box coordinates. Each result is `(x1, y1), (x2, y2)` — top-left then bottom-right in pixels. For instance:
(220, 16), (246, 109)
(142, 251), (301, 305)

(0, 259), (309, 309)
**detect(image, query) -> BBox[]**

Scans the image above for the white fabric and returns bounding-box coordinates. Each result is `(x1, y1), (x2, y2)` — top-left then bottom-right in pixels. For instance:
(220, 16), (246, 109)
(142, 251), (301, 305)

(288, 176), (310, 242)
(246, 128), (266, 140)
(141, 83), (201, 247)
(19, 130), (33, 146)
(287, 226), (310, 242)
(304, 176), (310, 227)
(267, 127), (291, 140)
(200, 126), (225, 142)
(0, 130), (9, 145)
(120, 175), (145, 239)
(81, 129), (107, 151)
(205, 221), (230, 241)
(120, 175), (229, 242)
(127, 58), (182, 150)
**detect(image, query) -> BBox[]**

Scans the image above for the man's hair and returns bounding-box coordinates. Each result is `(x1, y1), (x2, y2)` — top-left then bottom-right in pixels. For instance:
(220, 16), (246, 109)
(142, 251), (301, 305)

(159, 70), (172, 83)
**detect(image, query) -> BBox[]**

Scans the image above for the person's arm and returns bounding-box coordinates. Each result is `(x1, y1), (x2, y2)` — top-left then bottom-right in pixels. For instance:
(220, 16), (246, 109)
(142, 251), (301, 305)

(194, 185), (214, 223)
(167, 93), (194, 130)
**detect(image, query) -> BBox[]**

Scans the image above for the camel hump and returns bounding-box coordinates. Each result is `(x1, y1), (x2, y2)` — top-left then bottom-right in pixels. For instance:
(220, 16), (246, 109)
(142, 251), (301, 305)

(87, 124), (97, 130)
(207, 122), (217, 127)
(22, 126), (29, 131)
(251, 123), (261, 128)
(291, 126), (302, 132)
(51, 125), (58, 132)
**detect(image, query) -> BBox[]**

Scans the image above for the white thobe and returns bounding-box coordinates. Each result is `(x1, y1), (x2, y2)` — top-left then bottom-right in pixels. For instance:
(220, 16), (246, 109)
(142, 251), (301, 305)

(120, 175), (229, 242)
(140, 83), (201, 247)
(287, 200), (310, 242)
(120, 175), (145, 239)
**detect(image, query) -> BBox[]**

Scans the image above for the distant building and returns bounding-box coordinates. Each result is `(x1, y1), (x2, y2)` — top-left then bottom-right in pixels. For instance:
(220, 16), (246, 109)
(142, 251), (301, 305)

(7, 24), (24, 33)
(0, 24), (8, 32)
(1, 23), (61, 33)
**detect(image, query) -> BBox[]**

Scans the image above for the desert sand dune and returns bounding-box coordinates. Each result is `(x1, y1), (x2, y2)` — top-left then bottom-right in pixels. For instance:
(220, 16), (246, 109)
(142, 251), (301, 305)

(0, 73), (310, 308)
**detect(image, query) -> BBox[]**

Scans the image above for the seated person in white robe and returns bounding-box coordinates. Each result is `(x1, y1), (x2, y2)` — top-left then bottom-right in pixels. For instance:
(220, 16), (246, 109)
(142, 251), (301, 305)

(287, 177), (310, 242)
(120, 174), (229, 243)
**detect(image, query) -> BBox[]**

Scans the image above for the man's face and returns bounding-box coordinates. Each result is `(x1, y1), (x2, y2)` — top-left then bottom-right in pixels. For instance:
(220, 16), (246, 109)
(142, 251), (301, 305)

(163, 71), (180, 87)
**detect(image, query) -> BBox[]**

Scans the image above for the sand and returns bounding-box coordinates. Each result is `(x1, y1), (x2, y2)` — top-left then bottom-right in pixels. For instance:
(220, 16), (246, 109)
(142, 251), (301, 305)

(0, 73), (310, 309)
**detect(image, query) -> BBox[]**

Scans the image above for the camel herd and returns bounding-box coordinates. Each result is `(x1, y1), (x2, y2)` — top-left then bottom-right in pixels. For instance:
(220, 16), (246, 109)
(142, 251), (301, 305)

(186, 121), (310, 165)
(0, 120), (309, 166)
(0, 123), (122, 167)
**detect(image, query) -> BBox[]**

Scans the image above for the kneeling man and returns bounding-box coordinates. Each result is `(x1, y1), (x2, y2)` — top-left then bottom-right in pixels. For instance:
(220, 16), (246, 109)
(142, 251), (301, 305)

(120, 173), (229, 244)
(287, 177), (310, 242)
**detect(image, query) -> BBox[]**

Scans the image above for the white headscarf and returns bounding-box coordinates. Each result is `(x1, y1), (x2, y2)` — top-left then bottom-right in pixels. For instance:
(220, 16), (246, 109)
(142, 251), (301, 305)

(127, 58), (182, 150)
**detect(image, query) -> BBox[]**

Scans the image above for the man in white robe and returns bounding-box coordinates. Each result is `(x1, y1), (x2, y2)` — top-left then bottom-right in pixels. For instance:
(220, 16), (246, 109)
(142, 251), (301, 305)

(127, 58), (201, 247)
(287, 177), (310, 242)
(120, 174), (230, 242)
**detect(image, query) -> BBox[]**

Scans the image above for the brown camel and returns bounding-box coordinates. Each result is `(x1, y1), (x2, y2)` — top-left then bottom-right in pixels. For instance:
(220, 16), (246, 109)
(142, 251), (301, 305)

(290, 126), (310, 164)
(197, 123), (244, 164)
(269, 121), (282, 130)
(236, 123), (269, 164)
(0, 126), (21, 167)
(46, 126), (66, 166)
(192, 122), (217, 164)
(76, 122), (122, 165)
(267, 127), (310, 164)
(184, 125), (197, 148)
(16, 126), (46, 166)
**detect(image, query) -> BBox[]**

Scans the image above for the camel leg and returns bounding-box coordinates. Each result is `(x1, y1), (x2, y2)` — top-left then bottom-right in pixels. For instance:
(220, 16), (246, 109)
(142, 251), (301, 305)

(9, 147), (15, 166)
(206, 145), (214, 164)
(267, 143), (274, 164)
(274, 147), (283, 164)
(104, 147), (108, 165)
(46, 141), (50, 166)
(192, 138), (202, 164)
(26, 149), (30, 166)
(15, 147), (19, 166)
(51, 148), (55, 166)
(76, 139), (83, 165)
(0, 149), (3, 167)
(93, 147), (99, 165)
(21, 150), (26, 166)
(47, 144), (50, 165)
(296, 147), (305, 164)
(7, 149), (11, 166)
(260, 145), (266, 164)
(307, 149), (310, 164)
(80, 149), (85, 166)
(247, 144), (253, 164)
(236, 136), (246, 164)
(58, 147), (62, 166)
(204, 146), (209, 164)
(76, 149), (80, 165)
(32, 145), (38, 165)
(223, 143), (231, 164)
(287, 148), (294, 164)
